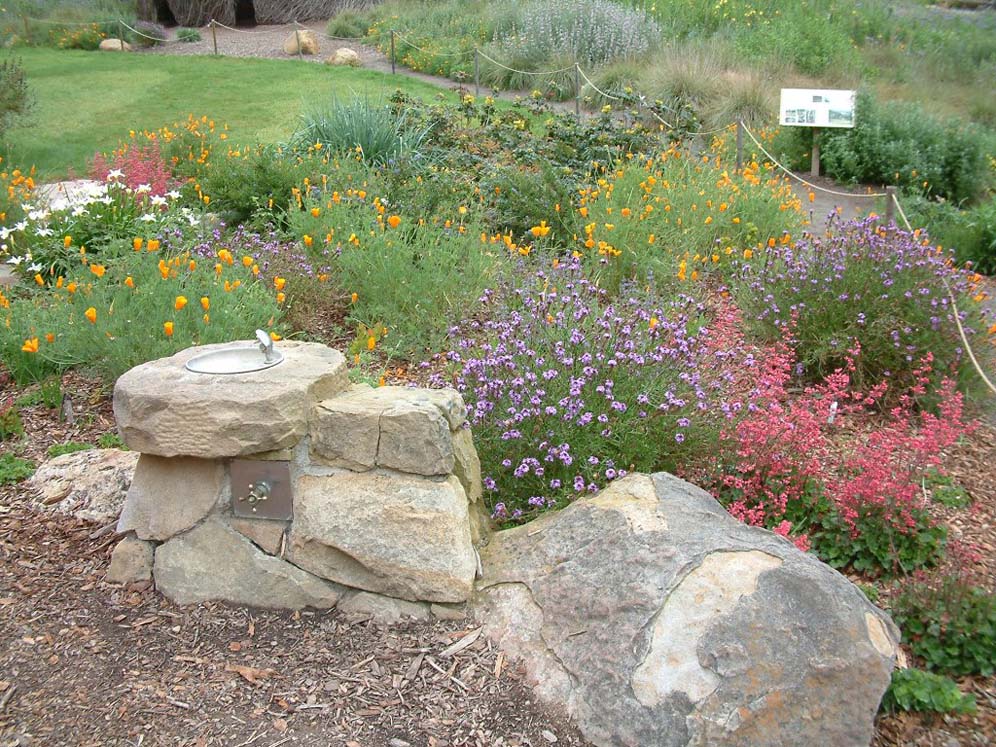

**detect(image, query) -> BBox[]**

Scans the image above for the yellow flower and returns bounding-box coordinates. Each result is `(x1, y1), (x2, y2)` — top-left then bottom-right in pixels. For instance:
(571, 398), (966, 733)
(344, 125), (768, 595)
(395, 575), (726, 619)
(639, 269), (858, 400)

(202, 195), (211, 206)
(125, 276), (135, 288)
(367, 336), (376, 351)
(90, 264), (106, 278)
(67, 282), (77, 294)
(351, 292), (358, 303)
(199, 296), (210, 311)
(744, 248), (754, 260)
(387, 215), (401, 229)
(63, 235), (72, 248)
(147, 239), (160, 252)
(276, 292), (286, 304)
(175, 296), (188, 311)
(311, 207), (321, 218)
(621, 208), (632, 218)
(242, 256), (253, 267)
(303, 234), (313, 248)
(273, 277), (286, 291)
(133, 237), (143, 251)
(269, 332), (282, 341)
(163, 321), (174, 337)
(649, 317), (658, 330)
(84, 307), (97, 323)
(21, 337), (39, 353)
(34, 273), (44, 286)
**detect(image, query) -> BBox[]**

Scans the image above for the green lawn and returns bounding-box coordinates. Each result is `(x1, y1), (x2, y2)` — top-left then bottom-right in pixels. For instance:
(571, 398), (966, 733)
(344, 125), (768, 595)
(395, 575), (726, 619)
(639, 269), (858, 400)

(4, 48), (457, 179)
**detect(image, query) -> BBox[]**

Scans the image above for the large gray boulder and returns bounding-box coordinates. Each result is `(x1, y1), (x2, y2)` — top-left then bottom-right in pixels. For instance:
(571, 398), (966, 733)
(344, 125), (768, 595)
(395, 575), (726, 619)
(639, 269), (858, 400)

(114, 341), (348, 458)
(287, 471), (476, 603)
(474, 473), (899, 747)
(154, 517), (341, 609)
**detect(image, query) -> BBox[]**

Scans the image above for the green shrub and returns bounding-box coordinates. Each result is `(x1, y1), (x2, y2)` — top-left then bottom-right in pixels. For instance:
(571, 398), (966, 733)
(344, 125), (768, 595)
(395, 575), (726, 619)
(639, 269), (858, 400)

(292, 96), (435, 166)
(881, 669), (976, 715)
(0, 453), (34, 484)
(892, 574), (996, 676)
(47, 441), (92, 458)
(906, 195), (996, 275)
(14, 376), (63, 411)
(176, 27), (201, 43)
(199, 144), (310, 224)
(0, 403), (24, 441)
(0, 57), (32, 142)
(327, 12), (367, 39)
(820, 91), (987, 203)
(97, 431), (125, 449)
(924, 467), (971, 509)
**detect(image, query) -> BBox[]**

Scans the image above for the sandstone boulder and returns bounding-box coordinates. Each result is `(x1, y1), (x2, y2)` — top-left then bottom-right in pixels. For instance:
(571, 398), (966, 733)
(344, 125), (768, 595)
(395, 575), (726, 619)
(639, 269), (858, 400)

(117, 455), (224, 541)
(327, 47), (360, 66)
(29, 448), (139, 524)
(287, 471), (476, 603)
(114, 341), (348, 458)
(154, 517), (341, 609)
(106, 535), (154, 584)
(99, 38), (131, 51)
(475, 473), (899, 747)
(283, 30), (318, 56)
(338, 591), (430, 624)
(311, 386), (467, 476)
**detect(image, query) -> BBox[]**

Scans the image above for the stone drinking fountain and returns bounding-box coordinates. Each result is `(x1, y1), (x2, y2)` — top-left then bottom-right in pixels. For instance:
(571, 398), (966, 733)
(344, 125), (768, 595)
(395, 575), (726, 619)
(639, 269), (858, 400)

(110, 334), (491, 613)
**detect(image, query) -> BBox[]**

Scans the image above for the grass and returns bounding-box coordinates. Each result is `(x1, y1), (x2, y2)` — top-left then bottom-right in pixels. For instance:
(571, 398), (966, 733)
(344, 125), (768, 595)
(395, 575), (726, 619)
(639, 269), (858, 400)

(4, 48), (463, 179)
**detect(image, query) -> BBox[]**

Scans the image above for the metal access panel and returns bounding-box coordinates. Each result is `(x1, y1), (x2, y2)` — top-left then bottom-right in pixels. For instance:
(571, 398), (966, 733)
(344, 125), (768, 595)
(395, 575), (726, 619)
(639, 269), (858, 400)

(230, 459), (294, 521)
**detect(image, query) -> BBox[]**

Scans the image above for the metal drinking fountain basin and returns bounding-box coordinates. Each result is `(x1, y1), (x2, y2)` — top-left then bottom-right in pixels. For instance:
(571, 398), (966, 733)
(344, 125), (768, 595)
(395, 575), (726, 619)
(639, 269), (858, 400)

(185, 330), (285, 375)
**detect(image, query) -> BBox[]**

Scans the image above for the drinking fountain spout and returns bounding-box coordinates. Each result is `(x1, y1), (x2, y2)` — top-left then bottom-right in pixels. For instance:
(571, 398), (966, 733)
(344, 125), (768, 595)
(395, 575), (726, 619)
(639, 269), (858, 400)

(256, 329), (277, 363)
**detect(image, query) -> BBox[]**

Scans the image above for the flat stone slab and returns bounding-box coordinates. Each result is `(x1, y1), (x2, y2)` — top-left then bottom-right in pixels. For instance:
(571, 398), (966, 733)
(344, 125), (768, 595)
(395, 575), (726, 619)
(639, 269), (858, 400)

(29, 448), (139, 524)
(114, 341), (348, 458)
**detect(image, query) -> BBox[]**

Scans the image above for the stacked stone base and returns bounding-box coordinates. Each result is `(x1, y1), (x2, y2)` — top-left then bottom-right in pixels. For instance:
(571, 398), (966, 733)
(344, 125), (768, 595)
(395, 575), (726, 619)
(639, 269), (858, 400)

(111, 342), (490, 615)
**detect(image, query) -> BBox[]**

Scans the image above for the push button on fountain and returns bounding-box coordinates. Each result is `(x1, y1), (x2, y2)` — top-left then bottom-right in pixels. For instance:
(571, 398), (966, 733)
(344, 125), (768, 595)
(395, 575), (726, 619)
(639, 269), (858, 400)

(230, 459), (293, 520)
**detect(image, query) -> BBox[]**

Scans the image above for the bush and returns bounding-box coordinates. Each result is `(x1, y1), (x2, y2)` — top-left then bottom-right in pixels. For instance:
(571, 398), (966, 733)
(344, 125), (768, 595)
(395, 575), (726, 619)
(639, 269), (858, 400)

(892, 570), (996, 676)
(735, 217), (984, 391)
(198, 144), (310, 224)
(489, 0), (660, 68)
(436, 259), (726, 522)
(0, 240), (285, 384)
(176, 27), (202, 43)
(0, 57), (32, 142)
(820, 91), (987, 203)
(289, 189), (497, 355)
(292, 96), (435, 166)
(881, 669), (976, 715)
(327, 12), (367, 39)
(129, 20), (166, 47)
(906, 194), (996, 275)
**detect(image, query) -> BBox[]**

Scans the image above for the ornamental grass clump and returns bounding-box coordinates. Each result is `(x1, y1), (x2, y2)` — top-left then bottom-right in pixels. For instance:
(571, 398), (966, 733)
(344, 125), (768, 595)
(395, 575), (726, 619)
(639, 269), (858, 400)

(438, 259), (734, 523)
(735, 216), (985, 392)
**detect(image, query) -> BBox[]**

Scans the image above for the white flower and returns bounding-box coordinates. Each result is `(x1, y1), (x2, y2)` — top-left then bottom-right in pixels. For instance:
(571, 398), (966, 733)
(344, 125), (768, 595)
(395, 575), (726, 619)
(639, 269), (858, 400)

(7, 255), (24, 266)
(107, 169), (124, 180)
(98, 196), (113, 205)
(0, 227), (11, 241)
(150, 195), (167, 207)
(135, 184), (152, 194)
(28, 262), (42, 273)
(167, 190), (181, 200)
(14, 221), (28, 232)
(140, 213), (156, 223)
(35, 228), (54, 238)
(20, 203), (33, 211)
(71, 206), (89, 217)
(187, 214), (199, 227)
(28, 210), (49, 221)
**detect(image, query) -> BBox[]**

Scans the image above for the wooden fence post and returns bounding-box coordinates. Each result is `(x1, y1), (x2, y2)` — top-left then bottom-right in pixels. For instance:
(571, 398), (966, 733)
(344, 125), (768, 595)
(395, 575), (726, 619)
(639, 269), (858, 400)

(474, 48), (480, 97)
(574, 64), (581, 121)
(811, 127), (821, 177)
(885, 186), (896, 225)
(390, 29), (396, 75)
(211, 20), (217, 55)
(736, 119), (744, 171)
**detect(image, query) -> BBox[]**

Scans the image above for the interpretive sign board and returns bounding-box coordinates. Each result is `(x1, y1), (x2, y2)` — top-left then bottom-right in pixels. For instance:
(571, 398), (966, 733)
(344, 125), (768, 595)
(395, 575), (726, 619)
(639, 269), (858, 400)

(779, 89), (856, 129)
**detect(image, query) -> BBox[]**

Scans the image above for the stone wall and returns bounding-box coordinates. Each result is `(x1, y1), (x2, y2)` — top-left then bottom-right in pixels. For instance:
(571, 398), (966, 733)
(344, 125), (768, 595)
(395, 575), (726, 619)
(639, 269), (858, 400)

(110, 341), (491, 615)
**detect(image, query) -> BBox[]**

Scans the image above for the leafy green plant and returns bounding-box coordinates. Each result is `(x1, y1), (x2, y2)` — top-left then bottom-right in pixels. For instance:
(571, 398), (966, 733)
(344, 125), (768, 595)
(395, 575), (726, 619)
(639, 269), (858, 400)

(327, 12), (367, 39)
(97, 431), (125, 449)
(176, 27), (201, 43)
(924, 467), (971, 509)
(892, 573), (996, 676)
(13, 376), (63, 410)
(47, 441), (92, 458)
(199, 144), (311, 224)
(881, 668), (976, 715)
(0, 453), (34, 484)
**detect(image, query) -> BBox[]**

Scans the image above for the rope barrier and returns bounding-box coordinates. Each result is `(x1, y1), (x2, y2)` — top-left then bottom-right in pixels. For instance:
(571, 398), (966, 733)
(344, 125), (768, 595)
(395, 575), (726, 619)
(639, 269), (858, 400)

(741, 125), (887, 198)
(890, 193), (996, 395)
(209, 20), (288, 35)
(475, 49), (575, 76)
(119, 21), (177, 44)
